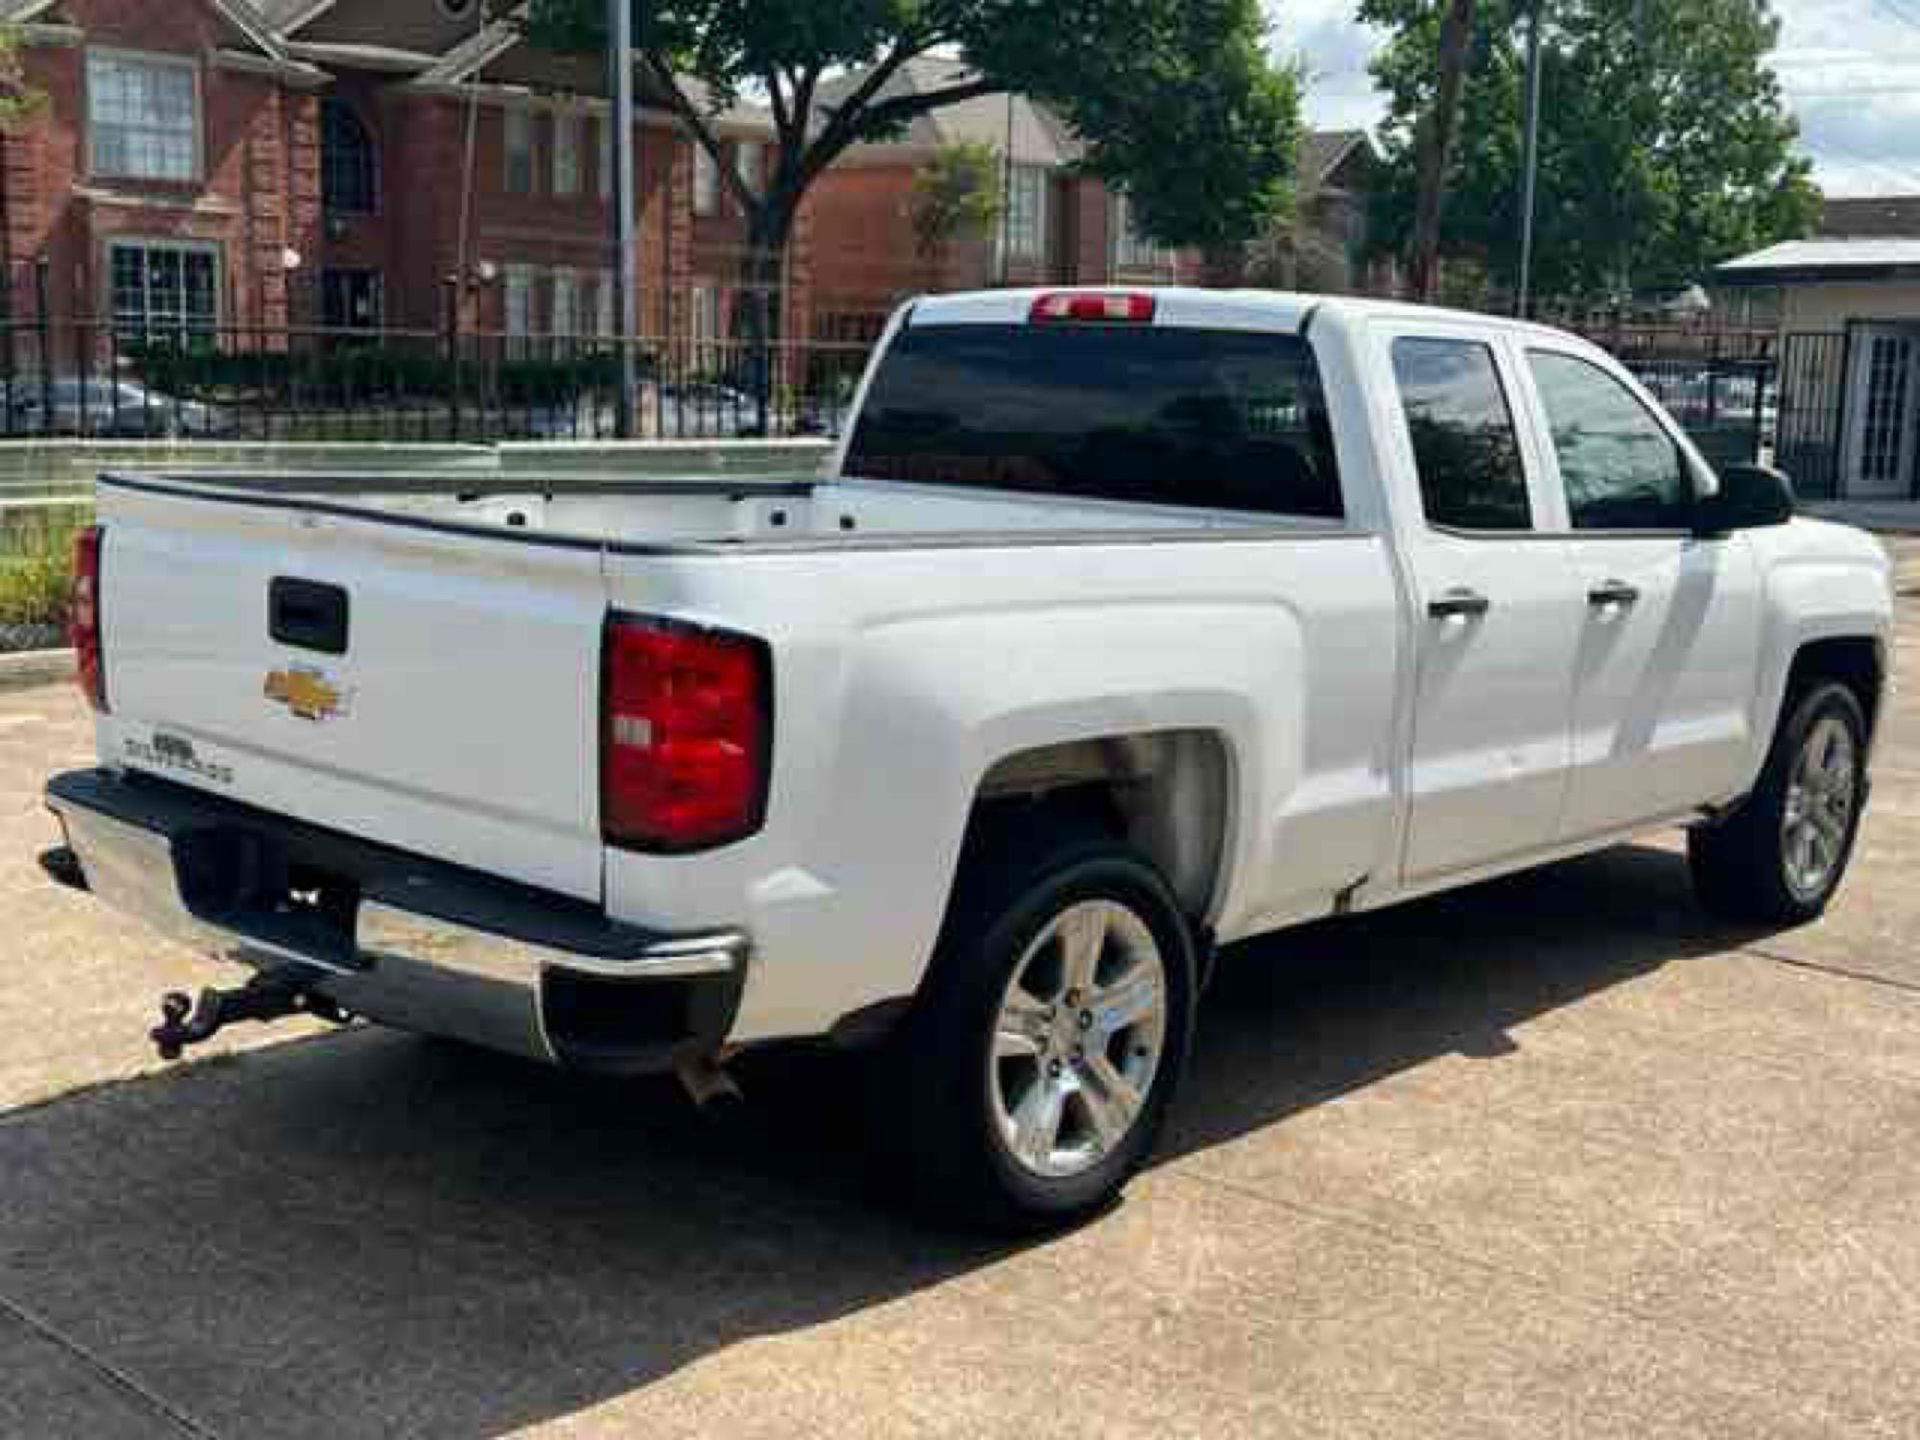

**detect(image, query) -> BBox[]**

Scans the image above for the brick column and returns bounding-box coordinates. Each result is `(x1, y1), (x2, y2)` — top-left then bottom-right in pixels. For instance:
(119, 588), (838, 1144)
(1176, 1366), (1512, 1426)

(246, 86), (289, 334)
(286, 89), (323, 326)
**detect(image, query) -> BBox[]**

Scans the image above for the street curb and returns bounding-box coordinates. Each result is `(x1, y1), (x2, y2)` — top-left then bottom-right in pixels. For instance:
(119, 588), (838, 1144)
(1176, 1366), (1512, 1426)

(0, 648), (72, 693)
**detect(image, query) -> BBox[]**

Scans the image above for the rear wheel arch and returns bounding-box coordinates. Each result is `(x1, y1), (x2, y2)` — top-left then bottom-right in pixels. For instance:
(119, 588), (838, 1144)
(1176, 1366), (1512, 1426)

(962, 729), (1237, 928)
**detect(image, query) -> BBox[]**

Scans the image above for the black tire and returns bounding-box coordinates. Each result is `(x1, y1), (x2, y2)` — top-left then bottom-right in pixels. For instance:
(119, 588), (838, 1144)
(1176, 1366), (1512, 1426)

(1689, 681), (1869, 926)
(881, 816), (1198, 1233)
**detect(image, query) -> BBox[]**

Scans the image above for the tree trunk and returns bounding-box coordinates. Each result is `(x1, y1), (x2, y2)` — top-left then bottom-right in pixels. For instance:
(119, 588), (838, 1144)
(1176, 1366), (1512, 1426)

(728, 195), (797, 434)
(1408, 0), (1477, 303)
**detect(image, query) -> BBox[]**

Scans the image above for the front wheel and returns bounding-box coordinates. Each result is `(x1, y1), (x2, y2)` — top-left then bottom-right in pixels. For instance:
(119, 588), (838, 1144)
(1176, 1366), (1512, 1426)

(1690, 682), (1869, 925)
(884, 822), (1197, 1232)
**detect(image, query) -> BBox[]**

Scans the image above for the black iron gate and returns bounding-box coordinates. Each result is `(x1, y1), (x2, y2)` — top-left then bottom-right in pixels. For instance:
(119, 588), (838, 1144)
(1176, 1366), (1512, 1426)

(1773, 331), (1848, 500)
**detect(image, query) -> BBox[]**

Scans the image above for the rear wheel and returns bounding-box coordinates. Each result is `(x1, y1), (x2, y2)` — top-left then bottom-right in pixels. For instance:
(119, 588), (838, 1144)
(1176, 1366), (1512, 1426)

(1689, 682), (1868, 925)
(885, 820), (1197, 1232)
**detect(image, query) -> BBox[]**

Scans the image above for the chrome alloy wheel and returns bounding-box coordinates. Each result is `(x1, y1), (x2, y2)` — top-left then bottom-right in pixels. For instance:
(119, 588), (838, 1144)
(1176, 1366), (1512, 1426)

(988, 899), (1169, 1181)
(1782, 715), (1859, 903)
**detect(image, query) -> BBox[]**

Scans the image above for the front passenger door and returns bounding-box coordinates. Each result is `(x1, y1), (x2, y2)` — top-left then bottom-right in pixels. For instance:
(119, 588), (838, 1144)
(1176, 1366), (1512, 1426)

(1523, 348), (1764, 839)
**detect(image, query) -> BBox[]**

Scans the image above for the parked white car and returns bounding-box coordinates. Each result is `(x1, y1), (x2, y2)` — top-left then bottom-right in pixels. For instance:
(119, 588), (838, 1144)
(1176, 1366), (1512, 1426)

(44, 288), (1895, 1229)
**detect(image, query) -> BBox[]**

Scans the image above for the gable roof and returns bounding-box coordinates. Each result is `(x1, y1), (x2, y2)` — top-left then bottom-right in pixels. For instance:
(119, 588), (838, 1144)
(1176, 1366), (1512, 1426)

(817, 58), (1083, 167)
(1820, 196), (1920, 239)
(3, 0), (288, 56)
(260, 0), (335, 30)
(1301, 129), (1373, 190)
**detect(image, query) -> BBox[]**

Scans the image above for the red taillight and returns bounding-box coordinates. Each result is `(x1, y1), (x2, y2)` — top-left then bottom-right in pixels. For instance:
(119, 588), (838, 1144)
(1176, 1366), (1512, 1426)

(69, 525), (106, 713)
(601, 615), (771, 852)
(1029, 292), (1157, 324)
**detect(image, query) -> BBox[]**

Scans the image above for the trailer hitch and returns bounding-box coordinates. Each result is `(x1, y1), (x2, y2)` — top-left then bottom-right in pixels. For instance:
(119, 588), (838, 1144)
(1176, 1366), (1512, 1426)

(151, 967), (350, 1061)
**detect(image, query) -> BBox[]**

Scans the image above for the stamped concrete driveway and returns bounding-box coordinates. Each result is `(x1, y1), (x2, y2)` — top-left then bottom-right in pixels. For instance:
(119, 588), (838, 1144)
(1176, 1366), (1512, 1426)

(2, 540), (1918, 1440)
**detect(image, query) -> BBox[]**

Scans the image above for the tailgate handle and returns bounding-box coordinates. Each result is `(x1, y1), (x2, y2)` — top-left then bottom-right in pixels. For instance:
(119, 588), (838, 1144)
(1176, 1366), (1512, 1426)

(270, 578), (350, 655)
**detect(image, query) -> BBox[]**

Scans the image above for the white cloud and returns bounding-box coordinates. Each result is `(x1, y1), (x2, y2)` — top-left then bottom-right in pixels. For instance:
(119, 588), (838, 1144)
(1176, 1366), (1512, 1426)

(1269, 0), (1920, 196)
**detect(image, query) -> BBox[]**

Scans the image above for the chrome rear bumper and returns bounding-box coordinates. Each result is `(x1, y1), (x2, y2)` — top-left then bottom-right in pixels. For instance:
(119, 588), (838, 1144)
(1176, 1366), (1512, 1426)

(45, 769), (748, 1072)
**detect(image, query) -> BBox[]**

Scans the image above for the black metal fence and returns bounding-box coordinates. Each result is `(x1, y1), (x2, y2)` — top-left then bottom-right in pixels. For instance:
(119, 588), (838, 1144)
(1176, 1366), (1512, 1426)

(1624, 356), (1775, 473)
(0, 312), (873, 445)
(0, 284), (1792, 476)
(1771, 332), (1848, 500)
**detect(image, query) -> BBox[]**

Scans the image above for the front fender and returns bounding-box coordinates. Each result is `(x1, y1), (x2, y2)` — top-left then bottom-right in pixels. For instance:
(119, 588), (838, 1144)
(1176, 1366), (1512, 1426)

(1738, 524), (1895, 787)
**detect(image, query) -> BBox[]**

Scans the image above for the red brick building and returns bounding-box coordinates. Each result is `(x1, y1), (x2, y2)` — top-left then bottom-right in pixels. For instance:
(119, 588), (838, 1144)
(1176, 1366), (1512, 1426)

(805, 59), (1208, 341)
(0, 0), (791, 355)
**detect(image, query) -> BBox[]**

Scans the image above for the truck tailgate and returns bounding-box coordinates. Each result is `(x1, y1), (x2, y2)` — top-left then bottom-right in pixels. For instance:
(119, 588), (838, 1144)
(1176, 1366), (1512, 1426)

(93, 479), (608, 901)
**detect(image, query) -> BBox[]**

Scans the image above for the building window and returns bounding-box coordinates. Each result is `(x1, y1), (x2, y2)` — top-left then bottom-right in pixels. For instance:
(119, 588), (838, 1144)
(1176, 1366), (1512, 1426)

(553, 113), (582, 196)
(692, 143), (720, 216)
(503, 264), (536, 356)
(597, 118), (612, 198)
(109, 239), (219, 345)
(690, 283), (722, 367)
(551, 268), (581, 340)
(1112, 193), (1170, 272)
(504, 110), (535, 195)
(735, 140), (763, 195)
(321, 100), (377, 215)
(596, 269), (617, 337)
(1005, 163), (1048, 260)
(87, 51), (199, 182)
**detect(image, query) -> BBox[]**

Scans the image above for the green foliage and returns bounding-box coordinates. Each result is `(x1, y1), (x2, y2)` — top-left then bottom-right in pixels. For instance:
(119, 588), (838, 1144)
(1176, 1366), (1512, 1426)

(0, 509), (84, 629)
(122, 343), (648, 407)
(910, 141), (1004, 259)
(1361, 0), (1820, 298)
(0, 25), (46, 127)
(519, 0), (1302, 252)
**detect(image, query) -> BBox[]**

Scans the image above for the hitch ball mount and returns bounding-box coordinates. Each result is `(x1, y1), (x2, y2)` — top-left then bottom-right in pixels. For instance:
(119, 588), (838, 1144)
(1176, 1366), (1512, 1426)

(151, 966), (351, 1061)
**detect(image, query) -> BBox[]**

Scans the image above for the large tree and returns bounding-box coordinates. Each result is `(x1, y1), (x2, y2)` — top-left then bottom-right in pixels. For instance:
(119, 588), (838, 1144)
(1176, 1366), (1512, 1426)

(1362, 0), (1819, 303)
(519, 0), (1301, 320)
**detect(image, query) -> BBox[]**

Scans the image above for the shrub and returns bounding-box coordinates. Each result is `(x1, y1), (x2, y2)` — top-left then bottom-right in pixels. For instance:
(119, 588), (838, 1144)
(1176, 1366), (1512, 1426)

(0, 509), (84, 629)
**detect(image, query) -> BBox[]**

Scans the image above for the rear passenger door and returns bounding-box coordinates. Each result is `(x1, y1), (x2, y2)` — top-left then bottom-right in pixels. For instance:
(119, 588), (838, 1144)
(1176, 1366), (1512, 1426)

(1383, 329), (1585, 883)
(1519, 345), (1764, 838)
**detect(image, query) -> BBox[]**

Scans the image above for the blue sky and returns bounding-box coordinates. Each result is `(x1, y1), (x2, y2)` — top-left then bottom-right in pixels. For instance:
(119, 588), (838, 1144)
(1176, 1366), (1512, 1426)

(1278, 0), (1920, 196)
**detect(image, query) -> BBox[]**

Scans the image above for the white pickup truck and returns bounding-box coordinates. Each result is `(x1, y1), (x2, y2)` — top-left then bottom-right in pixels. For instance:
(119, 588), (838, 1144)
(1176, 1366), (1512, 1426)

(44, 288), (1894, 1229)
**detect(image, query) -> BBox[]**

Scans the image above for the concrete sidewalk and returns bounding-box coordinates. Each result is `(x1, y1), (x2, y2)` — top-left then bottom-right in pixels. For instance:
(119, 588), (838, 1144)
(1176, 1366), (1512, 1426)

(1, 542), (1916, 1438)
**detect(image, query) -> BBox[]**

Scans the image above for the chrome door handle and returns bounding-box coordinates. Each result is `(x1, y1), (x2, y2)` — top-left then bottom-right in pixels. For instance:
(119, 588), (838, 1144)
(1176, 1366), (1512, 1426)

(1587, 580), (1641, 608)
(1428, 588), (1491, 620)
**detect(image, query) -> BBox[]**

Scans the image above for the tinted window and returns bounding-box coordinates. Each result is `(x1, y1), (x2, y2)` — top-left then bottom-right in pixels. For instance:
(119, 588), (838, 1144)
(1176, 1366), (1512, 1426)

(844, 324), (1343, 519)
(1392, 338), (1531, 531)
(1528, 351), (1693, 530)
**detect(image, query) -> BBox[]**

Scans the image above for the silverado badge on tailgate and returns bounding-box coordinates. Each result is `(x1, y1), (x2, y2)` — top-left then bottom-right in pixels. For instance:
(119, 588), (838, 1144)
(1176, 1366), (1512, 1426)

(264, 665), (351, 723)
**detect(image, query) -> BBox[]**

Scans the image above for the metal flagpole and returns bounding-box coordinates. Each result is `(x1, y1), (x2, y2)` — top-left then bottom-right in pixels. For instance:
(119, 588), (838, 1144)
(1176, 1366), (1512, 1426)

(610, 0), (640, 437)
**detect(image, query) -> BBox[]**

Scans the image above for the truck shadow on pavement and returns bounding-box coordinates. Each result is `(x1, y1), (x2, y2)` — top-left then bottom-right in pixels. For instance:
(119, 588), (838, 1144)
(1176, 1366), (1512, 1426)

(0, 842), (1765, 1439)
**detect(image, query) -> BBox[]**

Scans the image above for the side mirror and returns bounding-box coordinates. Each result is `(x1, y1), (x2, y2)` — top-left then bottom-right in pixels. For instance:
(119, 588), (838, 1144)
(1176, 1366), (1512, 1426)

(1696, 463), (1795, 535)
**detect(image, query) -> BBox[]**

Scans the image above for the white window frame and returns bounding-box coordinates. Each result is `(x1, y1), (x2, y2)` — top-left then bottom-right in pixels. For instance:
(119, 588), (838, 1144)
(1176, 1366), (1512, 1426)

(550, 267), (583, 339)
(596, 268), (616, 338)
(734, 139), (763, 197)
(503, 109), (536, 195)
(1111, 192), (1170, 273)
(1003, 162), (1049, 262)
(86, 48), (203, 184)
(502, 263), (537, 356)
(552, 111), (582, 197)
(106, 237), (222, 343)
(690, 283), (722, 368)
(691, 142), (720, 217)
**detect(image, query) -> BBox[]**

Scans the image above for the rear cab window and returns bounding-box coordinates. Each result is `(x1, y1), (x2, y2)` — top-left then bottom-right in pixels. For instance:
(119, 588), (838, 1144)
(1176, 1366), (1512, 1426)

(1390, 337), (1533, 532)
(844, 322), (1345, 520)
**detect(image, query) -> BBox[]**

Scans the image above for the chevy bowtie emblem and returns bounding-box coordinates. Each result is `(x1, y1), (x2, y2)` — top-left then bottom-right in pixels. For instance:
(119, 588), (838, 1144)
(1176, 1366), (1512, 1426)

(264, 666), (349, 723)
